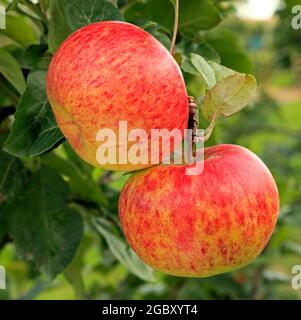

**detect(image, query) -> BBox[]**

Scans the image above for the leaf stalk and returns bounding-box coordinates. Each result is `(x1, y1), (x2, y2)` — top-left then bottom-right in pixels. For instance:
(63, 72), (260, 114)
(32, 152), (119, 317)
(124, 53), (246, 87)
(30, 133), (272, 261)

(170, 0), (179, 56)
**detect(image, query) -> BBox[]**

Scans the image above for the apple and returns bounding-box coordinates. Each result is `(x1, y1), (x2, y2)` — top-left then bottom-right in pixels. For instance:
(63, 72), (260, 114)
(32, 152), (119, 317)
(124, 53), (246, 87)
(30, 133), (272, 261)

(119, 144), (279, 277)
(46, 21), (188, 171)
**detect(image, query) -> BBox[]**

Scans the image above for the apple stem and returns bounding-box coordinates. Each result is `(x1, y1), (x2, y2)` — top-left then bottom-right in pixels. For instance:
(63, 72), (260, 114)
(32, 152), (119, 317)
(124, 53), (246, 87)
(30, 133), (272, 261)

(170, 0), (179, 56)
(203, 112), (218, 142)
(188, 96), (199, 140)
(188, 96), (218, 149)
(188, 96), (199, 152)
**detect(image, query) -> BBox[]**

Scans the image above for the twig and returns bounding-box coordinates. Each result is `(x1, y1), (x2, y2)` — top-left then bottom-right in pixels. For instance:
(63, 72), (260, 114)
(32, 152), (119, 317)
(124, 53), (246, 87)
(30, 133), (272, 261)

(170, 0), (179, 56)
(188, 96), (218, 148)
(202, 111), (218, 142)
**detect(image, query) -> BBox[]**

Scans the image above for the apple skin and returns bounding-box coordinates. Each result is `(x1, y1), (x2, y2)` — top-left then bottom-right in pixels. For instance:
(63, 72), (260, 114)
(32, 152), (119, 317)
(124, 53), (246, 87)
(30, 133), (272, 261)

(46, 21), (188, 171)
(119, 144), (279, 277)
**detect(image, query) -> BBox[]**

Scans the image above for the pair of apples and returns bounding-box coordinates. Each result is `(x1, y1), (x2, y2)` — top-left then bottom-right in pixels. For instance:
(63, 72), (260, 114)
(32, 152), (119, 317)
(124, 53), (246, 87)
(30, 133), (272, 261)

(46, 22), (279, 277)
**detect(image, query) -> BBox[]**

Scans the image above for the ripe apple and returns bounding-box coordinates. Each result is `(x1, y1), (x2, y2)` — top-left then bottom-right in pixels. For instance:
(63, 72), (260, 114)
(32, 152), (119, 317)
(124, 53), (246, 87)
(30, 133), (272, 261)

(46, 21), (188, 171)
(119, 144), (279, 277)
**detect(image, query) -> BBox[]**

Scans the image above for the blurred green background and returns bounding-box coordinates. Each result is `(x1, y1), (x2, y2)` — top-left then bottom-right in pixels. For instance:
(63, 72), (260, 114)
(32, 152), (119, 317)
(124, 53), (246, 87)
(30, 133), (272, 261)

(0, 0), (300, 300)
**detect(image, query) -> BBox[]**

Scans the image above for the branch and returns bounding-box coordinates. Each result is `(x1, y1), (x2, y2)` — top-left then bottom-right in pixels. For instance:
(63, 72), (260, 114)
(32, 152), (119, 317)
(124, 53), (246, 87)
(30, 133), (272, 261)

(170, 0), (179, 56)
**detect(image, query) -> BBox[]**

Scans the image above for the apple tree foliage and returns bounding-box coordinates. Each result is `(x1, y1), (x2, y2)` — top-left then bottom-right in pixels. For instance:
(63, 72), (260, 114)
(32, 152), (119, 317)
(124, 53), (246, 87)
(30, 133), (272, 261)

(0, 0), (300, 299)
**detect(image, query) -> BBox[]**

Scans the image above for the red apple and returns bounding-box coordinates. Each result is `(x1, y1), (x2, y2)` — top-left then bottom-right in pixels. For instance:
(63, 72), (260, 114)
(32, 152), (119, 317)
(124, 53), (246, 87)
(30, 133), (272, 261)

(46, 21), (188, 171)
(119, 144), (279, 277)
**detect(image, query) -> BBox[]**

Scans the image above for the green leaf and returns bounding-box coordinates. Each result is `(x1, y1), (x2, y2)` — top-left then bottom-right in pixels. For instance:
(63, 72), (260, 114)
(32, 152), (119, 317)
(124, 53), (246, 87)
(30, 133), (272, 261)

(205, 28), (253, 74)
(180, 38), (221, 63)
(192, 42), (221, 63)
(209, 61), (236, 82)
(24, 44), (51, 71)
(0, 15), (38, 48)
(3, 70), (65, 158)
(125, 0), (221, 32)
(48, 0), (73, 53)
(9, 166), (83, 278)
(93, 217), (155, 282)
(191, 56), (214, 88)
(183, 53), (216, 89)
(41, 152), (108, 207)
(181, 57), (200, 77)
(202, 73), (257, 121)
(0, 48), (26, 94)
(179, 0), (221, 31)
(64, 0), (123, 31)
(1, 44), (50, 73)
(140, 22), (171, 49)
(0, 150), (27, 204)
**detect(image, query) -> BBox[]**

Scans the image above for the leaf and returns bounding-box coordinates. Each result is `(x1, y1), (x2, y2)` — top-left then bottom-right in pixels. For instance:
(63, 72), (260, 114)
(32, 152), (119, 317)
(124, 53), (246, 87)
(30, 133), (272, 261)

(9, 166), (83, 279)
(0, 15), (38, 48)
(0, 132), (27, 241)
(205, 28), (253, 74)
(0, 48), (26, 94)
(180, 38), (221, 63)
(2, 44), (50, 72)
(209, 61), (236, 82)
(183, 53), (216, 89)
(24, 44), (51, 71)
(41, 152), (108, 207)
(64, 0), (123, 31)
(3, 70), (65, 157)
(140, 21), (171, 49)
(181, 57), (200, 77)
(193, 42), (221, 63)
(0, 150), (27, 204)
(48, 0), (73, 53)
(93, 217), (155, 282)
(202, 73), (257, 121)
(179, 0), (221, 31)
(125, 0), (221, 32)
